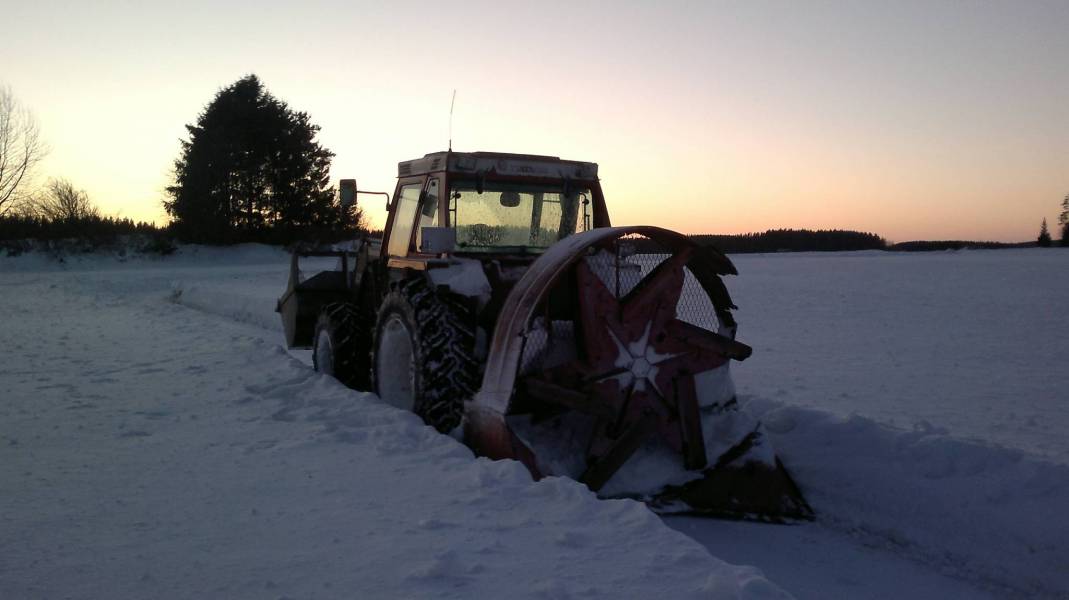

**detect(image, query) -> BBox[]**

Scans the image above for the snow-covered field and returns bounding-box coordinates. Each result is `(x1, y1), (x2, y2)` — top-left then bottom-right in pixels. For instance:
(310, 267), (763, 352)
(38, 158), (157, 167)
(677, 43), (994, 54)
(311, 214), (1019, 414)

(2, 246), (1067, 599)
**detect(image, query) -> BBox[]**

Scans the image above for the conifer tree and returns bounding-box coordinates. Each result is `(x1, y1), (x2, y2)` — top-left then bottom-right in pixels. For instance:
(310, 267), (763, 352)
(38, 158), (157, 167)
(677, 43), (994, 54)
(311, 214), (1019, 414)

(1037, 218), (1052, 247)
(164, 75), (339, 243)
(1060, 193), (1069, 247)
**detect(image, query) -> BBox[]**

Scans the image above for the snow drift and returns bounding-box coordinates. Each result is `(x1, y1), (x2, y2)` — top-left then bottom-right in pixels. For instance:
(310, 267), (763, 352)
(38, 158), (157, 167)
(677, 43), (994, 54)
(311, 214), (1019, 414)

(753, 398), (1069, 597)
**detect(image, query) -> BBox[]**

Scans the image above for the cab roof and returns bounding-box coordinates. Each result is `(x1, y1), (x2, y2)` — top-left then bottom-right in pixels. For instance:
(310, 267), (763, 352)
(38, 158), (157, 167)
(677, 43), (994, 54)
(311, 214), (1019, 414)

(397, 151), (598, 180)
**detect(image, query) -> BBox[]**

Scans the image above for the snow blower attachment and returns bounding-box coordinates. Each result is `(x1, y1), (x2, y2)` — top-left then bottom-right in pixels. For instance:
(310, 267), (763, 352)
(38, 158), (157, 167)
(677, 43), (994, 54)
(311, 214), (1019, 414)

(463, 226), (813, 521)
(278, 151), (812, 522)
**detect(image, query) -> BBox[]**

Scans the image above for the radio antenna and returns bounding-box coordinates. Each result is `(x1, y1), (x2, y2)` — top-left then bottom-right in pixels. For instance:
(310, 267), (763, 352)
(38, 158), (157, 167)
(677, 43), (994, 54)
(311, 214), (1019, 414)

(448, 89), (456, 152)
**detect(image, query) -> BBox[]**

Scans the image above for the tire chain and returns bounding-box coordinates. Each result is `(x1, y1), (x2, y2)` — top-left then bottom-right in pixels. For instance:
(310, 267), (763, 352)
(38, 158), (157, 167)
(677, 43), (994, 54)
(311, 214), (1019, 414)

(318, 302), (371, 389)
(400, 278), (481, 432)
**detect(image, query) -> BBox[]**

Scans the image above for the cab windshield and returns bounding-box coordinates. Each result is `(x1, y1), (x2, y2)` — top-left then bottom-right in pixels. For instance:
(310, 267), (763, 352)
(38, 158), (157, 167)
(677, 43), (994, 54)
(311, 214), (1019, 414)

(449, 181), (591, 252)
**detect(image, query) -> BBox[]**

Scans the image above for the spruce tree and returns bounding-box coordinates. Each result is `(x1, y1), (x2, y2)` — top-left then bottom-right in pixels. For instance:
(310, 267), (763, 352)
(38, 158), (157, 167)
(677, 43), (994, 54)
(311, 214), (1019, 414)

(1038, 219), (1052, 247)
(1060, 193), (1069, 247)
(164, 75), (338, 243)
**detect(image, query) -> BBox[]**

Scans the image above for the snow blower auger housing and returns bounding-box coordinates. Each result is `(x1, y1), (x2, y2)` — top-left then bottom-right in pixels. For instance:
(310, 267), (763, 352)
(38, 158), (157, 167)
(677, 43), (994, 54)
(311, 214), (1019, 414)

(277, 151), (813, 521)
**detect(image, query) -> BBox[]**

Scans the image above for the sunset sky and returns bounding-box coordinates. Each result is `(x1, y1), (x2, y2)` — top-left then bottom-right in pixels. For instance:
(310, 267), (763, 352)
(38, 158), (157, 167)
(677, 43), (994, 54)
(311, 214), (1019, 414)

(5, 1), (1067, 242)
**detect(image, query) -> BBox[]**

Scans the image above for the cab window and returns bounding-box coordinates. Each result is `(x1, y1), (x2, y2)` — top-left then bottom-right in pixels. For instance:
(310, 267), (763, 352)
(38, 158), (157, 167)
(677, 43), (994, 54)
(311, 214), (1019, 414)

(448, 181), (591, 252)
(387, 183), (423, 257)
(414, 177), (440, 252)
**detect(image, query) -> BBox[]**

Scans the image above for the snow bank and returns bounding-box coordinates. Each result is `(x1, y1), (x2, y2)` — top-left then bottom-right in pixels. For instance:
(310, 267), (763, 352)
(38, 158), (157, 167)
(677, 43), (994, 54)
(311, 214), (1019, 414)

(167, 250), (343, 333)
(249, 352), (794, 599)
(0, 242), (289, 272)
(751, 398), (1069, 597)
(1, 266), (789, 599)
(170, 278), (285, 333)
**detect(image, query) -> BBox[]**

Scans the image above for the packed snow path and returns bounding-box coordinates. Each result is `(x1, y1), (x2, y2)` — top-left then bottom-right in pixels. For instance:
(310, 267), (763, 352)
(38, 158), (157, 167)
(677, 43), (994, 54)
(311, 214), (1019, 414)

(2, 247), (1068, 599)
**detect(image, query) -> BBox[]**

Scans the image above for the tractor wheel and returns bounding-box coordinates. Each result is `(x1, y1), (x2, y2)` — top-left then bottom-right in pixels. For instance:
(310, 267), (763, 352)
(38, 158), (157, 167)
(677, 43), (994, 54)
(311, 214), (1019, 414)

(313, 302), (371, 390)
(372, 279), (479, 433)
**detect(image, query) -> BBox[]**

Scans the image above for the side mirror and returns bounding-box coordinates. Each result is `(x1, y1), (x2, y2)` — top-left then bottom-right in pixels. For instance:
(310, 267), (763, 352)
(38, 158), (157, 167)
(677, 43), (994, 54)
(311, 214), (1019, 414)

(499, 191), (521, 208)
(339, 179), (357, 209)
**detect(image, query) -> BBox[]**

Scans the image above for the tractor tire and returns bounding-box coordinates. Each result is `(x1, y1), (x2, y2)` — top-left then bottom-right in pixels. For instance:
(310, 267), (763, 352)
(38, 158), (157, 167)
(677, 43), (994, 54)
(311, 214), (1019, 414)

(313, 302), (372, 390)
(372, 278), (479, 433)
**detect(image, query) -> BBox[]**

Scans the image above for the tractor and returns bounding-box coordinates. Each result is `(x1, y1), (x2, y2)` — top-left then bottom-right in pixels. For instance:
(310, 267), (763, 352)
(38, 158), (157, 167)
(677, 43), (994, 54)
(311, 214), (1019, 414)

(278, 151), (811, 520)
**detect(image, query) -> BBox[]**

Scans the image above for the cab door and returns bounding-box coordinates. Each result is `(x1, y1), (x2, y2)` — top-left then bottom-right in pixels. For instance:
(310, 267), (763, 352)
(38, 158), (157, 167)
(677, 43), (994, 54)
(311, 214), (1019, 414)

(414, 176), (441, 253)
(384, 177), (425, 258)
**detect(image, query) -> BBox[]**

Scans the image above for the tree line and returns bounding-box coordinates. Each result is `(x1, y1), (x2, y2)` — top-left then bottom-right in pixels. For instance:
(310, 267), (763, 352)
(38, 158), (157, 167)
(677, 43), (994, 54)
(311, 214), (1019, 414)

(1036, 195), (1069, 247)
(0, 173), (174, 255)
(888, 240), (1033, 252)
(1, 76), (364, 250)
(0, 214), (169, 255)
(689, 229), (887, 253)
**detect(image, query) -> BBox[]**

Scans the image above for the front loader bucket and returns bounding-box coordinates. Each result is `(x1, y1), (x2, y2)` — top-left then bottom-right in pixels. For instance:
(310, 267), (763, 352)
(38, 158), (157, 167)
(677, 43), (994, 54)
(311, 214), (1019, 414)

(277, 249), (361, 348)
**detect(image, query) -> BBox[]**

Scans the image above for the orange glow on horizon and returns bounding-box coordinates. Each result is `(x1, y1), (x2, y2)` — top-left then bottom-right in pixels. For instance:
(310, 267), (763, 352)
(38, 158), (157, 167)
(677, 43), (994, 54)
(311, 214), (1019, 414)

(6, 1), (1066, 244)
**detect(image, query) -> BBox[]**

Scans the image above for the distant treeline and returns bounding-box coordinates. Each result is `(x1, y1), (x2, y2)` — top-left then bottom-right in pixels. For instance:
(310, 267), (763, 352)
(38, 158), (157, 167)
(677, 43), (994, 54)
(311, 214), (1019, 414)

(0, 215), (175, 256)
(887, 240), (1034, 252)
(2, 216), (1047, 256)
(0, 214), (160, 241)
(0, 211), (363, 255)
(686, 229), (888, 253)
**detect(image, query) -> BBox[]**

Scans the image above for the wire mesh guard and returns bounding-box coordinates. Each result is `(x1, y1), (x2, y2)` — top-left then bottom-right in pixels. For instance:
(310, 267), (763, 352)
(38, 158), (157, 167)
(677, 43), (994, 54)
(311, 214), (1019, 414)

(506, 232), (746, 495)
(493, 232), (812, 519)
(517, 234), (729, 378)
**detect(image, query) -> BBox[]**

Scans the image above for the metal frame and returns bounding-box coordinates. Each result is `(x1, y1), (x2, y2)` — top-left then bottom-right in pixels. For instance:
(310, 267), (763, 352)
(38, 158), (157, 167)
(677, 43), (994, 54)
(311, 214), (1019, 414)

(463, 226), (747, 478)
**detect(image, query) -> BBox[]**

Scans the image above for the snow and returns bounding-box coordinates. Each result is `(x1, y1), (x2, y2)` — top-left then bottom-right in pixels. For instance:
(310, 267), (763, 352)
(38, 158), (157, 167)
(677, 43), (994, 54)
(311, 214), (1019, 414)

(427, 257), (493, 305)
(752, 402), (1069, 597)
(3, 245), (1068, 599)
(600, 406), (775, 499)
(0, 247), (785, 599)
(727, 248), (1069, 463)
(509, 398), (777, 501)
